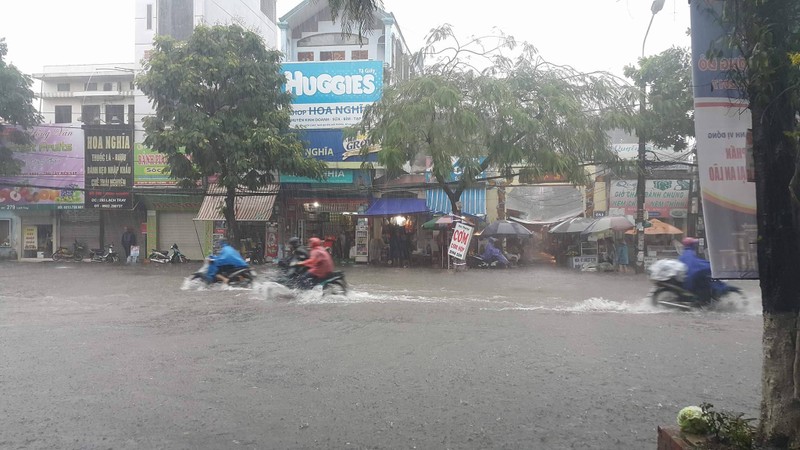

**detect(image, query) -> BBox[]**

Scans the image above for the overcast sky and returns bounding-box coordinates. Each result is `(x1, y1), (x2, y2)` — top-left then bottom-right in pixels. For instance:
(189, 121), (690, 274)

(1, 0), (691, 80)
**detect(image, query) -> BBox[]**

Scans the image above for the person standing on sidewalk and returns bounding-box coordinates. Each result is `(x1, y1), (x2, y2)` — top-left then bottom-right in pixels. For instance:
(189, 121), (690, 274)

(121, 226), (136, 262)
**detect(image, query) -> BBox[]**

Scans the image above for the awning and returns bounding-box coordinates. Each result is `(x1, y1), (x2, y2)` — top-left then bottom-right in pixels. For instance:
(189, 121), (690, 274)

(425, 187), (486, 216)
(360, 198), (429, 216)
(194, 185), (279, 221)
(505, 185), (584, 224)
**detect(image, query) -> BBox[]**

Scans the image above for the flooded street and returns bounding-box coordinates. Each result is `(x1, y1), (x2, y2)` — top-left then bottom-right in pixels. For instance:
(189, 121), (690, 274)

(1, 262), (762, 449)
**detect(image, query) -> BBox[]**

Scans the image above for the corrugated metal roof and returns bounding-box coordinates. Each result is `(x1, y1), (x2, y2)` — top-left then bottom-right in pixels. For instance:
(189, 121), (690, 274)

(426, 187), (487, 216)
(194, 185), (278, 222)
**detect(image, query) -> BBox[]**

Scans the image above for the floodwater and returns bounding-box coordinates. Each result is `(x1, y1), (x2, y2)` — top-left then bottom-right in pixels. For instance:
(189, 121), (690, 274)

(1, 261), (763, 449)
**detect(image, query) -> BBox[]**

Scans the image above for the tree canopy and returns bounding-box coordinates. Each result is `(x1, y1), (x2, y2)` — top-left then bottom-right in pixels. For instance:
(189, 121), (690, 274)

(0, 38), (41, 176)
(138, 24), (326, 243)
(358, 26), (635, 214)
(624, 46), (695, 152)
(327, 0), (381, 42)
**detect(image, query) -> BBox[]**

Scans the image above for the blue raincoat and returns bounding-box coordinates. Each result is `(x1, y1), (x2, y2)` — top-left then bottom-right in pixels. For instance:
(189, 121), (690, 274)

(678, 248), (732, 298)
(207, 243), (248, 282)
(481, 240), (510, 266)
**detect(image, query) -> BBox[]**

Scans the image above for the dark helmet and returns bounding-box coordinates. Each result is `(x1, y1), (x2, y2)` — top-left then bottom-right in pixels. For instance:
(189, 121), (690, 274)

(682, 237), (699, 248)
(288, 237), (301, 248)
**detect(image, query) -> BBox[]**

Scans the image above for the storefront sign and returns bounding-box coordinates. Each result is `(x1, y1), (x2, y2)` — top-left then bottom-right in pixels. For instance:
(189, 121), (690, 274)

(0, 125), (85, 210)
(84, 125), (133, 209)
(23, 225), (37, 250)
(448, 222), (474, 260)
(280, 169), (356, 184)
(283, 61), (383, 129)
(134, 144), (175, 186)
(293, 129), (379, 168)
(608, 179), (689, 219)
(690, 0), (757, 278)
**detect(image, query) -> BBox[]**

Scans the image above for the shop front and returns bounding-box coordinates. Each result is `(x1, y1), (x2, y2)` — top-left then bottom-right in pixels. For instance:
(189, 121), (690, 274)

(194, 185), (279, 259)
(0, 212), (16, 259)
(358, 197), (430, 265)
(139, 194), (207, 261)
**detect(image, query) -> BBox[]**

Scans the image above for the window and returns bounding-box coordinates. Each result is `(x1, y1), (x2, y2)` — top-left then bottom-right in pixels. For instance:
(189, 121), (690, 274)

(85, 82), (97, 91)
(298, 33), (366, 47)
(158, 0), (193, 41)
(81, 105), (101, 124)
(146, 4), (153, 30)
(128, 105), (135, 125)
(129, 82), (136, 90)
(320, 51), (346, 61)
(103, 82), (114, 92)
(54, 105), (72, 124)
(351, 50), (369, 60)
(105, 105), (125, 124)
(297, 52), (314, 62)
(57, 83), (70, 92)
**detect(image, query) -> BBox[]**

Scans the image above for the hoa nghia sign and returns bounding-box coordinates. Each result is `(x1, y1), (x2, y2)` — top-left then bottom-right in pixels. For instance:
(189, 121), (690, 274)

(84, 125), (133, 209)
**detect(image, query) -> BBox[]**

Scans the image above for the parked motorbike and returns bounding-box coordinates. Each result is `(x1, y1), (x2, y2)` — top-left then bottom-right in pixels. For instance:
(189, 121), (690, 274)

(148, 248), (171, 263)
(169, 244), (189, 264)
(52, 240), (87, 261)
(648, 259), (745, 310)
(191, 257), (254, 287)
(247, 242), (265, 265)
(89, 244), (120, 263)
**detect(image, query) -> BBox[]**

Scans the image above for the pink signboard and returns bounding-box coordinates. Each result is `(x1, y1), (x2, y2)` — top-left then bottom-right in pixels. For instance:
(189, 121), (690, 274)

(0, 125), (85, 210)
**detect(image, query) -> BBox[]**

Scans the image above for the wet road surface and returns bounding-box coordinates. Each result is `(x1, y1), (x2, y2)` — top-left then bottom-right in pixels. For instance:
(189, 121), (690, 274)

(1, 261), (762, 449)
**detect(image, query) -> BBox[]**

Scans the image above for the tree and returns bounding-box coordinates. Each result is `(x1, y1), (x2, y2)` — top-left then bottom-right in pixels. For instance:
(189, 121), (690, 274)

(0, 38), (41, 176)
(358, 26), (634, 215)
(138, 24), (326, 245)
(326, 0), (381, 42)
(714, 0), (800, 447)
(624, 46), (695, 152)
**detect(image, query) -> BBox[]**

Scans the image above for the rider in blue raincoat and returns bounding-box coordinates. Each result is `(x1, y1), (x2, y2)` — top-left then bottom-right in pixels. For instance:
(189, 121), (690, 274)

(678, 237), (738, 302)
(207, 240), (249, 284)
(481, 237), (510, 268)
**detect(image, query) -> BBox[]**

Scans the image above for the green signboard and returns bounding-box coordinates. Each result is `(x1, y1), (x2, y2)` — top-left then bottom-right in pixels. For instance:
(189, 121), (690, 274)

(134, 144), (175, 186)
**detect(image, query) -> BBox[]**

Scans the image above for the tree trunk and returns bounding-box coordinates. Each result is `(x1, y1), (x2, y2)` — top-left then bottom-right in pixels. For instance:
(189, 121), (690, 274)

(223, 186), (240, 250)
(751, 72), (800, 447)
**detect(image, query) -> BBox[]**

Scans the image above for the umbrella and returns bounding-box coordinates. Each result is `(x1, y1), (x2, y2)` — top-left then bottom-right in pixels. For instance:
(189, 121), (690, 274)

(625, 218), (684, 235)
(422, 214), (474, 230)
(480, 220), (533, 238)
(581, 215), (635, 234)
(548, 217), (596, 234)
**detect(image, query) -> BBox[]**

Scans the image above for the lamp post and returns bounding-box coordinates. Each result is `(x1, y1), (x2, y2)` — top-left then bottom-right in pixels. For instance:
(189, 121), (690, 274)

(634, 0), (664, 273)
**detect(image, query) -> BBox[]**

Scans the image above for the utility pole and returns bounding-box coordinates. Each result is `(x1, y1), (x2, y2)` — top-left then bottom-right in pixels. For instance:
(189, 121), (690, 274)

(634, 0), (664, 273)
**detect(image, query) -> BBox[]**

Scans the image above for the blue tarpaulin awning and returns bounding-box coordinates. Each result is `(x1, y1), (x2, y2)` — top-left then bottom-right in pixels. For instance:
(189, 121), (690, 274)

(360, 198), (430, 216)
(426, 187), (486, 216)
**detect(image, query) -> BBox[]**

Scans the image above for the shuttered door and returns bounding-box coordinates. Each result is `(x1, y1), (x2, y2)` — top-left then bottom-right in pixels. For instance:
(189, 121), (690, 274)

(102, 210), (145, 252)
(158, 211), (205, 260)
(59, 210), (101, 250)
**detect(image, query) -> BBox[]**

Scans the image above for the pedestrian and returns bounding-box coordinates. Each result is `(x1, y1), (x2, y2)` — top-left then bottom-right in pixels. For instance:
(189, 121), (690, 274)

(121, 226), (136, 262)
(616, 239), (630, 273)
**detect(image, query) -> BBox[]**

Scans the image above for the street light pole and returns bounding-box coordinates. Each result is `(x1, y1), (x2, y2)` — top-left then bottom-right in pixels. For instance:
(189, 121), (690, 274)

(634, 0), (664, 273)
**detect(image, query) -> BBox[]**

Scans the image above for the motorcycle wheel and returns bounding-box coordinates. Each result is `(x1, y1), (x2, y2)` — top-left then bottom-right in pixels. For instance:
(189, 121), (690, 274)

(651, 288), (680, 306)
(52, 252), (62, 261)
(323, 280), (347, 296)
(73, 252), (83, 262)
(109, 255), (120, 263)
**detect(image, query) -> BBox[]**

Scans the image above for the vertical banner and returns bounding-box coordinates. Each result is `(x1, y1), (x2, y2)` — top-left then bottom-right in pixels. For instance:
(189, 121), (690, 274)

(690, 0), (757, 278)
(23, 226), (38, 251)
(84, 125), (134, 209)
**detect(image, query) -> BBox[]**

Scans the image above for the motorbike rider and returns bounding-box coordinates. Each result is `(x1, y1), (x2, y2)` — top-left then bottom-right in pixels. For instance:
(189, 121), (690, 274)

(678, 237), (739, 302)
(207, 239), (249, 284)
(294, 237), (334, 288)
(481, 237), (510, 268)
(278, 236), (310, 283)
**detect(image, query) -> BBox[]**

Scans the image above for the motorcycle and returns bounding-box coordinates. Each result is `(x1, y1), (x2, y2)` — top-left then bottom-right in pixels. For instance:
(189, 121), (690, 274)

(649, 259), (745, 310)
(169, 244), (189, 264)
(466, 254), (510, 269)
(52, 240), (87, 261)
(247, 242), (265, 265)
(191, 257), (254, 287)
(89, 244), (120, 263)
(275, 261), (347, 295)
(148, 248), (171, 263)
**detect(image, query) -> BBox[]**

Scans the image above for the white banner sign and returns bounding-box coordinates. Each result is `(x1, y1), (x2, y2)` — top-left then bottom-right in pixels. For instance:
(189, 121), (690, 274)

(448, 222), (474, 260)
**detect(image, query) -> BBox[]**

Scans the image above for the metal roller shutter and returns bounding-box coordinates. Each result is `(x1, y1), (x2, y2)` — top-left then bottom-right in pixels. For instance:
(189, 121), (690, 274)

(158, 211), (205, 260)
(59, 210), (101, 250)
(103, 210), (145, 252)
